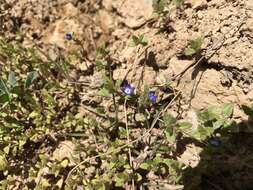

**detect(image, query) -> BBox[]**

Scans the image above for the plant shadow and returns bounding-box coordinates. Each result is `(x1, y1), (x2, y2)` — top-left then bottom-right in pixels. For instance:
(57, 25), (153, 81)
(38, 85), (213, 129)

(181, 119), (253, 190)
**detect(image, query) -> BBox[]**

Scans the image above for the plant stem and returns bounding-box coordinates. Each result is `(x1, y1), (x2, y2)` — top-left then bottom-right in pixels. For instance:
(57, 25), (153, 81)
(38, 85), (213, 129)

(108, 59), (119, 126)
(112, 93), (119, 126)
(66, 92), (181, 181)
(124, 98), (134, 189)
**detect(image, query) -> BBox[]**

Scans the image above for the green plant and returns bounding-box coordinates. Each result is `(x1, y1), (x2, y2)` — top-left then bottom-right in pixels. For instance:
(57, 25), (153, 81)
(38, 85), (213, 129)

(152, 0), (184, 17)
(129, 34), (148, 47)
(0, 31), (246, 190)
(140, 155), (183, 178)
(172, 0), (184, 6)
(96, 43), (110, 58)
(163, 113), (192, 143)
(192, 103), (234, 140)
(0, 37), (86, 189)
(152, 0), (168, 15)
(162, 104), (234, 143)
(184, 36), (204, 56)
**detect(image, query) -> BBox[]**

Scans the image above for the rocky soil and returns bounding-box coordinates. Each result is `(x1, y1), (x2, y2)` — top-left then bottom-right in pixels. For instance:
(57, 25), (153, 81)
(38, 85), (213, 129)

(3, 0), (253, 119)
(1, 0), (253, 189)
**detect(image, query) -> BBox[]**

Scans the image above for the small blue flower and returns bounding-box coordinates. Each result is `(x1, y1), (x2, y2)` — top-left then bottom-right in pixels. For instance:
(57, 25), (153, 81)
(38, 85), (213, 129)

(209, 137), (221, 147)
(122, 84), (135, 96)
(65, 33), (73, 41)
(149, 91), (157, 103)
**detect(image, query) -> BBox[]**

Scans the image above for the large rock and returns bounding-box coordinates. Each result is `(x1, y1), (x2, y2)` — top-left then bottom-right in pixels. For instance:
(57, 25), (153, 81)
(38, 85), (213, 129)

(113, 0), (153, 28)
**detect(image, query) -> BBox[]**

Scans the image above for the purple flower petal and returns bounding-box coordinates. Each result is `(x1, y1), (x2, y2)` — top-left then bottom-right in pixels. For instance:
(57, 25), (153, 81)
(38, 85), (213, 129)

(65, 33), (73, 41)
(149, 91), (157, 103)
(122, 84), (135, 96)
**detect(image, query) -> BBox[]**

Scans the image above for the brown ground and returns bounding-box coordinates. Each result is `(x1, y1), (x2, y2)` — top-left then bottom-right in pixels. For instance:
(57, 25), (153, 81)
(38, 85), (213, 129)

(2, 0), (253, 119)
(1, 0), (253, 189)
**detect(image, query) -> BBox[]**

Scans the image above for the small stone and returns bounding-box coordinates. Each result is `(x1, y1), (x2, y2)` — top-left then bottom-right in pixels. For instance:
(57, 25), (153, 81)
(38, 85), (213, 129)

(48, 48), (58, 61)
(102, 0), (113, 10)
(62, 3), (78, 18)
(135, 113), (146, 122)
(188, 0), (207, 9)
(52, 141), (77, 166)
(114, 0), (153, 28)
(98, 10), (114, 34)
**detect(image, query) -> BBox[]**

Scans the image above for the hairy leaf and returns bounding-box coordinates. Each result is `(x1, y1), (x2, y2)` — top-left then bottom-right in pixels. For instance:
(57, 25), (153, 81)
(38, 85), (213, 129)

(25, 71), (38, 89)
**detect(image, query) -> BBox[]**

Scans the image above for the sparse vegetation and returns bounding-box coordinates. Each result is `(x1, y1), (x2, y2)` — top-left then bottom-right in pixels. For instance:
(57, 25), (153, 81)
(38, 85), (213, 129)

(0, 34), (248, 189)
(184, 36), (204, 57)
(0, 0), (252, 189)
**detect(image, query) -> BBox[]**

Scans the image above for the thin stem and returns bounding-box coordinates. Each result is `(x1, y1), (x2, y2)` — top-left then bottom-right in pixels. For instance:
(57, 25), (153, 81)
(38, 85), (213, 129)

(112, 93), (119, 125)
(108, 59), (119, 126)
(143, 109), (151, 145)
(124, 98), (134, 189)
(144, 109), (151, 129)
(65, 92), (181, 182)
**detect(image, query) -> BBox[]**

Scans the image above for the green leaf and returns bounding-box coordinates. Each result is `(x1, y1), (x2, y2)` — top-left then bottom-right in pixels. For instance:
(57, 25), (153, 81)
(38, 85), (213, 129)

(190, 37), (204, 50)
(165, 127), (176, 142)
(131, 35), (139, 47)
(213, 119), (225, 129)
(25, 71), (38, 89)
(162, 158), (173, 167)
(139, 85), (150, 108)
(178, 122), (192, 129)
(8, 71), (18, 88)
(60, 159), (69, 168)
(198, 107), (220, 123)
(40, 178), (50, 187)
(222, 103), (234, 118)
(129, 41), (136, 47)
(163, 114), (177, 142)
(39, 154), (49, 162)
(56, 178), (64, 189)
(134, 172), (142, 182)
(139, 34), (148, 46)
(101, 76), (116, 95)
(140, 162), (150, 170)
(184, 36), (203, 56)
(193, 127), (215, 141)
(158, 145), (171, 152)
(184, 47), (196, 56)
(130, 34), (148, 47)
(0, 79), (9, 96)
(172, 0), (184, 6)
(163, 113), (176, 128)
(0, 94), (10, 104)
(153, 0), (167, 13)
(98, 87), (111, 97)
(0, 79), (10, 103)
(115, 79), (123, 91)
(223, 120), (234, 129)
(96, 44), (110, 58)
(207, 106), (222, 118)
(3, 146), (10, 154)
(19, 139), (26, 150)
(96, 60), (108, 70)
(115, 172), (129, 187)
(0, 155), (7, 171)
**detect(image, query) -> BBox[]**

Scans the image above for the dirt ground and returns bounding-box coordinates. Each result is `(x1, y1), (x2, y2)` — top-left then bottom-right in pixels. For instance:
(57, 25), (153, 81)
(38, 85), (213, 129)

(1, 0), (253, 189)
(2, 0), (253, 119)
